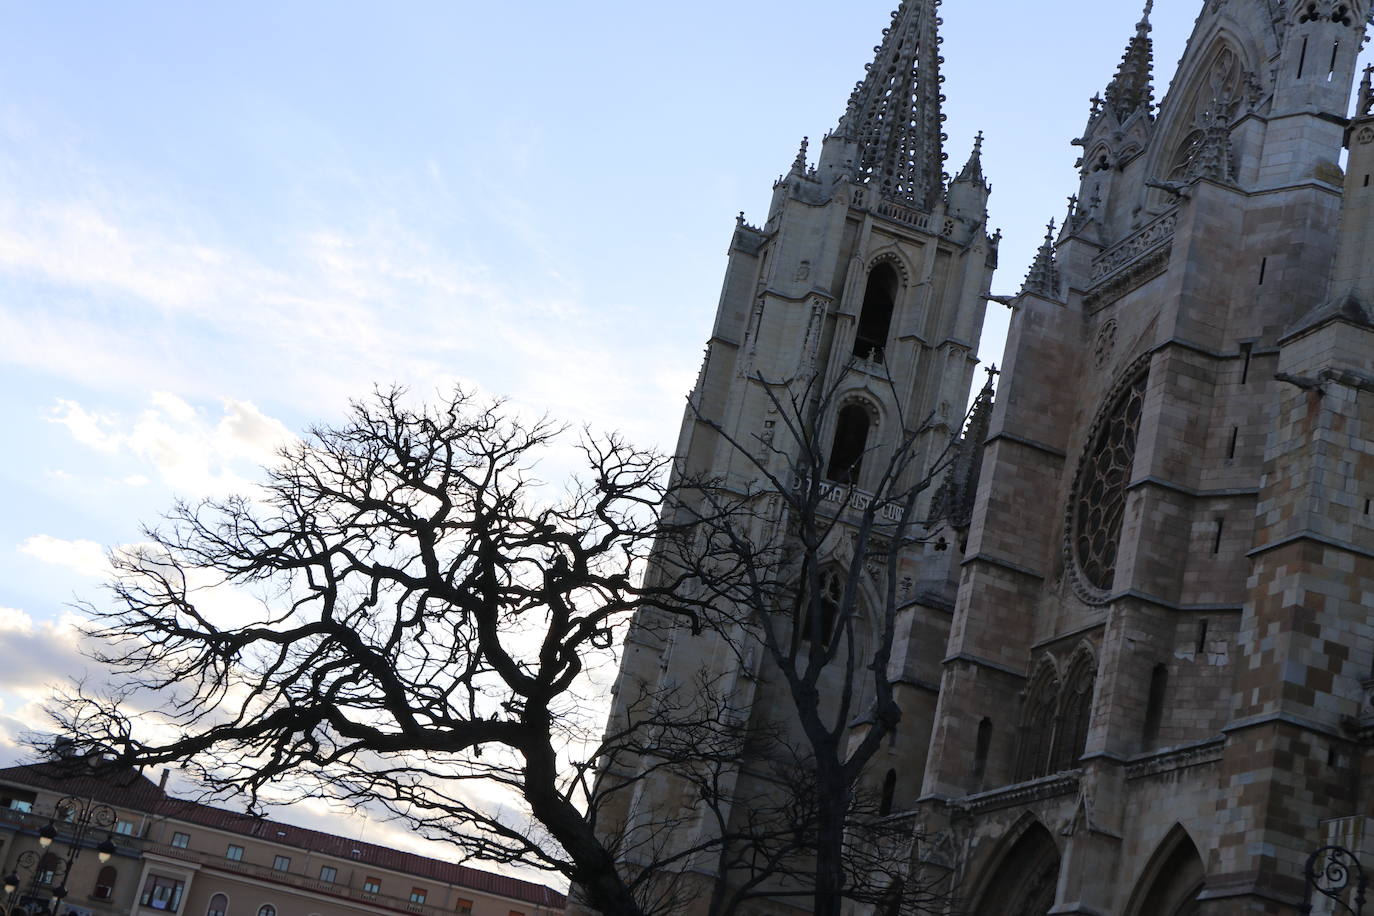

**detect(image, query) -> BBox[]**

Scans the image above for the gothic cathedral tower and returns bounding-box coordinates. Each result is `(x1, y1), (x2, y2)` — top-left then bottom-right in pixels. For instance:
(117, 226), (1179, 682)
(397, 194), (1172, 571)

(918, 1), (1374, 913)
(596, 0), (995, 912)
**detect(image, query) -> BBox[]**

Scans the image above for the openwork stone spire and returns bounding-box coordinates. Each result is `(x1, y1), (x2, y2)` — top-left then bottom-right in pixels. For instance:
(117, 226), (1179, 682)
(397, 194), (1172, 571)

(1103, 0), (1155, 121)
(836, 0), (946, 210)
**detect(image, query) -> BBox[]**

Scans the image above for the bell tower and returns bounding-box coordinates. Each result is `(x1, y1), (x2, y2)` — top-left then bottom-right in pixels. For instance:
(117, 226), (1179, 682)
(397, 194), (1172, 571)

(596, 1), (997, 911)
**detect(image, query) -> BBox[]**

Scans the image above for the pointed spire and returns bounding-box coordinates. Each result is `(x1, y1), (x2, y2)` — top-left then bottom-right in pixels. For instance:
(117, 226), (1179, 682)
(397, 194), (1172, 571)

(927, 367), (997, 532)
(954, 131), (986, 186)
(1103, 0), (1155, 121)
(790, 137), (810, 176)
(835, 0), (946, 210)
(1021, 221), (1062, 299)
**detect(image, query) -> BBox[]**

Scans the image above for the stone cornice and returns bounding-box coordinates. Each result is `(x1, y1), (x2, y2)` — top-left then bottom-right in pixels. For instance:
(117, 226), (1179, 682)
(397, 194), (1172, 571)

(1123, 737), (1225, 781)
(984, 431), (1067, 460)
(960, 552), (1046, 581)
(958, 772), (1079, 815)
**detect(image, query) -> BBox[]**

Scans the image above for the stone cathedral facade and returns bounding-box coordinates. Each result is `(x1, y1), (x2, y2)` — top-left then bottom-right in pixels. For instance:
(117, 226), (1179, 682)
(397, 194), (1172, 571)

(601, 0), (1374, 913)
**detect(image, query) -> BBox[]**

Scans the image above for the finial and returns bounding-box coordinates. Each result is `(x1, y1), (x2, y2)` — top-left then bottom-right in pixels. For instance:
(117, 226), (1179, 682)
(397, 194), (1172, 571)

(1138, 0), (1153, 31)
(954, 131), (988, 186)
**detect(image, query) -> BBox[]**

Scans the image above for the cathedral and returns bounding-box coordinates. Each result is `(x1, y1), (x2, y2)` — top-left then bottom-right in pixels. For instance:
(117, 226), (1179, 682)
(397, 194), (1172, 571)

(600, 0), (1374, 912)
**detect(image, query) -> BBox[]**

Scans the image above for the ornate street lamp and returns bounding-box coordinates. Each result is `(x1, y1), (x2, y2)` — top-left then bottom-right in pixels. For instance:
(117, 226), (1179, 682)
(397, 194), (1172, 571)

(1, 851), (40, 916)
(30, 797), (117, 916)
(1301, 845), (1368, 915)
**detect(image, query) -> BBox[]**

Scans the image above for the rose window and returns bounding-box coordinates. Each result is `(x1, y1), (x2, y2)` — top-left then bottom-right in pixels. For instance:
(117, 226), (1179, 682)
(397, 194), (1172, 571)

(1071, 370), (1148, 595)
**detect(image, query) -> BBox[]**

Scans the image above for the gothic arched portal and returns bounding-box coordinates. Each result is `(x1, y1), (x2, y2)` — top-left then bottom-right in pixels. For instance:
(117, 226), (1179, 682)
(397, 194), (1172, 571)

(1124, 826), (1206, 916)
(975, 822), (1061, 916)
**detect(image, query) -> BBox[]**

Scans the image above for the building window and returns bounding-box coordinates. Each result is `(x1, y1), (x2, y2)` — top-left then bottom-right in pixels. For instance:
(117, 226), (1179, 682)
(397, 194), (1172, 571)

(206, 894), (228, 916)
(0, 789), (35, 812)
(798, 567), (843, 642)
(879, 769), (897, 816)
(92, 865), (117, 901)
(1143, 663), (1169, 747)
(1015, 668), (1060, 782)
(826, 404), (872, 484)
(409, 888), (427, 905)
(115, 819), (138, 836)
(319, 866), (337, 884)
(853, 262), (899, 363)
(226, 844), (244, 862)
(972, 717), (993, 787)
(141, 875), (186, 912)
(257, 906), (276, 916)
(1052, 655), (1097, 772)
(271, 855), (291, 872)
(455, 901), (473, 915)
(1070, 368), (1148, 597)
(36, 852), (60, 887)
(171, 832), (190, 849)
(363, 878), (382, 895)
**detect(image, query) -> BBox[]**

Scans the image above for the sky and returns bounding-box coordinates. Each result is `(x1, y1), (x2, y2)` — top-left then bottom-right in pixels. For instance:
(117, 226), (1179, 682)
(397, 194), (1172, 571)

(0, 0), (1367, 882)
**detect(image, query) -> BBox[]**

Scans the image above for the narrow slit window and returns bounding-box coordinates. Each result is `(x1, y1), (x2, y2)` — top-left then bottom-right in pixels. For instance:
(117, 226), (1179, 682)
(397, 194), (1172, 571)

(1228, 427), (1239, 460)
(1196, 619), (1210, 655)
(1329, 40), (1340, 81)
(879, 769), (897, 816)
(1143, 663), (1168, 746)
(1258, 257), (1267, 285)
(1298, 36), (1309, 79)
(853, 263), (899, 363)
(1213, 518), (1225, 554)
(1240, 342), (1254, 385)
(973, 717), (993, 786)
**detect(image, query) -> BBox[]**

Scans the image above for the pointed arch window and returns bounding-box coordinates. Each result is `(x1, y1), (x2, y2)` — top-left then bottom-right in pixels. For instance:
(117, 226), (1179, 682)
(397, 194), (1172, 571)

(798, 567), (843, 642)
(1143, 663), (1169, 747)
(853, 263), (899, 363)
(879, 769), (897, 816)
(1015, 672), (1060, 782)
(972, 717), (993, 788)
(1052, 656), (1097, 771)
(826, 405), (872, 484)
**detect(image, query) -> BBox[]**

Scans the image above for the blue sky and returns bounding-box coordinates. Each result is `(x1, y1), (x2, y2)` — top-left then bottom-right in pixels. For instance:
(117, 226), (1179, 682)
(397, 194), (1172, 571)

(0, 0), (1361, 873)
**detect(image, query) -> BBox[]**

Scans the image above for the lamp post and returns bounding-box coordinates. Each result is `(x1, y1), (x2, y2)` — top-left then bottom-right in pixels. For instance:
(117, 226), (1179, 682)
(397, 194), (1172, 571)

(32, 797), (117, 916)
(1301, 844), (1368, 915)
(2, 851), (40, 916)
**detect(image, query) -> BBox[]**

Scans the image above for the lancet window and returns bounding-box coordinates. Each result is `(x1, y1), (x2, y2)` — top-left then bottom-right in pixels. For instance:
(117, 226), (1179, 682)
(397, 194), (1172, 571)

(1015, 670), (1060, 782)
(1052, 655), (1097, 772)
(853, 263), (899, 363)
(826, 404), (873, 485)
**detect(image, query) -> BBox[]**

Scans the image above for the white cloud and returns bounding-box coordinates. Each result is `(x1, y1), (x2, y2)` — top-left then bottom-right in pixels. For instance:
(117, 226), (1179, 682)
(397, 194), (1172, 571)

(48, 393), (295, 498)
(18, 535), (110, 579)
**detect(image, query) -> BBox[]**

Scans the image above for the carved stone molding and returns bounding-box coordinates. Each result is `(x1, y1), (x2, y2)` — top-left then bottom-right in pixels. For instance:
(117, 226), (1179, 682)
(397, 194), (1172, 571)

(1124, 737), (1225, 781)
(1088, 211), (1178, 285)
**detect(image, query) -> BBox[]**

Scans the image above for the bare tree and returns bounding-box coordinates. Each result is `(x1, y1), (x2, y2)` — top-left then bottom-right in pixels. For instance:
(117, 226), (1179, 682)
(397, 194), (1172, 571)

(45, 387), (757, 916)
(638, 364), (990, 916)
